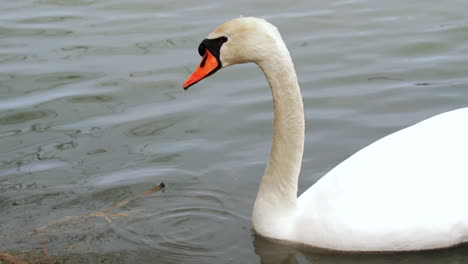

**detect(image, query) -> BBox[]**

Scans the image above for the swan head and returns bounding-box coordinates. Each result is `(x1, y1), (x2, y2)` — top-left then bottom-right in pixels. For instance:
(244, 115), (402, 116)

(183, 17), (283, 89)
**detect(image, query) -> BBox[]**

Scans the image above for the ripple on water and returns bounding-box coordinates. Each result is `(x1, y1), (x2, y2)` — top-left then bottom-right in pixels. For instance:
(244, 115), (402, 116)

(0, 109), (56, 125)
(0, 159), (68, 178)
(117, 186), (247, 263)
(67, 95), (113, 103)
(17, 15), (83, 24)
(89, 166), (180, 186)
(0, 54), (27, 63)
(126, 119), (176, 137)
(0, 72), (105, 96)
(0, 26), (72, 38)
(0, 72), (113, 111)
(36, 0), (99, 7)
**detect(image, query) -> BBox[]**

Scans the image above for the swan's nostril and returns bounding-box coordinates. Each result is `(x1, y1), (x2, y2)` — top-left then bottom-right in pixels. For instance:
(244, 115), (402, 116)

(200, 53), (208, 68)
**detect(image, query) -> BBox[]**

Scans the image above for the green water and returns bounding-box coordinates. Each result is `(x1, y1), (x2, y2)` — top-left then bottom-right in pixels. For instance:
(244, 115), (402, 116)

(1, 0), (468, 263)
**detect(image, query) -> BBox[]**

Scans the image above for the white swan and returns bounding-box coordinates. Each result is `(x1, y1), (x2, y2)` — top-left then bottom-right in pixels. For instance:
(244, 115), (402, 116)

(183, 17), (468, 252)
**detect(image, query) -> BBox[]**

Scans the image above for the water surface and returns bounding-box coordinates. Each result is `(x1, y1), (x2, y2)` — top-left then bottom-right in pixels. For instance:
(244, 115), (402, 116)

(1, 0), (468, 263)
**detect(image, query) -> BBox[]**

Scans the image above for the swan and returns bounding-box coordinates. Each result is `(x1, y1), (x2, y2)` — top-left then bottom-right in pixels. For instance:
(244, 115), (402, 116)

(182, 17), (468, 252)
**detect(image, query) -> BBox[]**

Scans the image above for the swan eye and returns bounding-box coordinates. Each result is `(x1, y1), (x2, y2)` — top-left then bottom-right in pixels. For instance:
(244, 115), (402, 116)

(198, 43), (206, 56)
(218, 36), (228, 44)
(197, 36), (228, 57)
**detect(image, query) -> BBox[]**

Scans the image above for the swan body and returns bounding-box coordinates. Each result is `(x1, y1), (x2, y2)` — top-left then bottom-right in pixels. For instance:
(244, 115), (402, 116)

(183, 17), (468, 252)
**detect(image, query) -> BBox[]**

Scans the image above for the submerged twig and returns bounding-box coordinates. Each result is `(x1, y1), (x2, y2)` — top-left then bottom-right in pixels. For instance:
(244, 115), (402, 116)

(0, 253), (32, 264)
(36, 231), (52, 264)
(0, 231), (14, 239)
(35, 182), (165, 232)
(2, 182), (166, 264)
(104, 182), (165, 213)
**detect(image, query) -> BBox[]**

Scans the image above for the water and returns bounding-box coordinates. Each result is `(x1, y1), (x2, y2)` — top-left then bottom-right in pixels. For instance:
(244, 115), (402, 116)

(1, 0), (468, 263)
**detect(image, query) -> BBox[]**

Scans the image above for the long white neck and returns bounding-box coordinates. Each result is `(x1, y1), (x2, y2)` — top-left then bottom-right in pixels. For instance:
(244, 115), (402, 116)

(252, 37), (305, 234)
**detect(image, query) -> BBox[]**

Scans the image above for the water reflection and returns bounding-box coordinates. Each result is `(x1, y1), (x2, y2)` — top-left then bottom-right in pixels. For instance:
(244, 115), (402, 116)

(253, 235), (468, 264)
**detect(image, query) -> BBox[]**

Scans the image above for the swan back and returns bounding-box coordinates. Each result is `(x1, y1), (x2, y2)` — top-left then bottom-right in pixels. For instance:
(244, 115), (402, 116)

(296, 107), (468, 251)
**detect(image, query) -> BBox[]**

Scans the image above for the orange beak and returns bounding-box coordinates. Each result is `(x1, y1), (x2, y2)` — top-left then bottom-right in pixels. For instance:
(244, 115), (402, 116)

(183, 49), (220, 90)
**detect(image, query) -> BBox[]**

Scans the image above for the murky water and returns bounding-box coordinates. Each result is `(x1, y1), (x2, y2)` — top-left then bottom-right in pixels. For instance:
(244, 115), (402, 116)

(1, 0), (468, 263)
